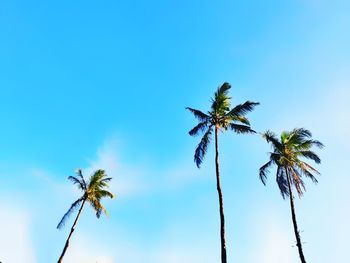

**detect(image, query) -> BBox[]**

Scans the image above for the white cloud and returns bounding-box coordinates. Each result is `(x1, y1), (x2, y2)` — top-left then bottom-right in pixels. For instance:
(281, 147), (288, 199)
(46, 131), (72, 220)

(84, 137), (151, 198)
(82, 136), (207, 199)
(0, 205), (36, 263)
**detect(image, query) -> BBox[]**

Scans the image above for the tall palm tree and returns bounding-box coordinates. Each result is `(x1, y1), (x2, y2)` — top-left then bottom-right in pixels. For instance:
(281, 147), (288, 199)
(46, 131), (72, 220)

(57, 169), (114, 263)
(259, 128), (324, 263)
(187, 82), (259, 263)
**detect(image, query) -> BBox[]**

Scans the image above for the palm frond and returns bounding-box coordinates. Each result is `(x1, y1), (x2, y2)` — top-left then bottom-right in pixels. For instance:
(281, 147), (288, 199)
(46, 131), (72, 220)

(276, 166), (289, 199)
(88, 198), (107, 218)
(301, 161), (320, 175)
(211, 83), (231, 114)
(214, 82), (231, 98)
(68, 176), (85, 191)
(229, 123), (256, 134)
(194, 126), (213, 168)
(297, 150), (321, 164)
(259, 160), (272, 185)
(289, 167), (305, 197)
(76, 169), (87, 190)
(88, 169), (106, 189)
(227, 101), (259, 118)
(296, 139), (324, 150)
(98, 190), (114, 199)
(286, 128), (312, 146)
(296, 164), (318, 184)
(263, 131), (283, 152)
(57, 197), (84, 229)
(234, 116), (250, 125)
(186, 107), (210, 122)
(188, 121), (209, 136)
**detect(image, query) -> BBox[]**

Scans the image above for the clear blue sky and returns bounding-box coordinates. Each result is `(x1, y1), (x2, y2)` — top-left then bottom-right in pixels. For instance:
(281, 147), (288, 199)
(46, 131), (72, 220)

(0, 0), (349, 262)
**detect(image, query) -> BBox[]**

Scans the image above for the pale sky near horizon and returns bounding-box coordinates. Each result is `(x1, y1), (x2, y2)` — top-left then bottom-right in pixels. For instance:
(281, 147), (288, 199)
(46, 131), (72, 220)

(0, 0), (349, 262)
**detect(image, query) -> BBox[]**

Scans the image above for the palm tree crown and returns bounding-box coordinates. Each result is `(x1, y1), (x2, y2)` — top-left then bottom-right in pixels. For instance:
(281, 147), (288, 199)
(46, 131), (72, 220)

(57, 169), (114, 229)
(187, 82), (259, 167)
(259, 128), (324, 198)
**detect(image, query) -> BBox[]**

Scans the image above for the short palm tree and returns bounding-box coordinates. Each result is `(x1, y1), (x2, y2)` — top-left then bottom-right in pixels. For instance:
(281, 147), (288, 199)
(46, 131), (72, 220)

(57, 169), (114, 263)
(259, 128), (323, 263)
(187, 82), (259, 263)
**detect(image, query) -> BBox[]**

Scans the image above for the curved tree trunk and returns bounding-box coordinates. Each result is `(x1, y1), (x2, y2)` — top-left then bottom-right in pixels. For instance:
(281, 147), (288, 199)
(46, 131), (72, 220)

(58, 199), (86, 263)
(285, 167), (307, 263)
(215, 127), (227, 263)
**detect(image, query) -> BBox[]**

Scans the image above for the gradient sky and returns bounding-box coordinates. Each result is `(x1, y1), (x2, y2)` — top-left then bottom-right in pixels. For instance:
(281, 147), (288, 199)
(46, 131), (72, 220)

(0, 0), (349, 262)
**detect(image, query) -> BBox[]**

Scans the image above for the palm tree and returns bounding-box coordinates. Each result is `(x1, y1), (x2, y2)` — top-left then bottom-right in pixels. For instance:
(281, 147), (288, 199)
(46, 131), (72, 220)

(187, 82), (259, 263)
(259, 128), (324, 263)
(57, 169), (114, 263)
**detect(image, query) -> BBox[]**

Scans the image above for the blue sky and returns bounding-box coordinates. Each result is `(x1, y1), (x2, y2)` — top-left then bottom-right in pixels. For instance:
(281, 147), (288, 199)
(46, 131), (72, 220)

(0, 0), (349, 262)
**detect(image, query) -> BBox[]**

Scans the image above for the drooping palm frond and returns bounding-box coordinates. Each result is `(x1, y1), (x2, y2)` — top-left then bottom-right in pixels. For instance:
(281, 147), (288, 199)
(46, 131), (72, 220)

(194, 126), (213, 168)
(262, 131), (283, 152)
(229, 123), (256, 134)
(296, 163), (319, 184)
(259, 160), (273, 185)
(186, 107), (210, 122)
(57, 197), (84, 229)
(276, 166), (289, 199)
(297, 150), (321, 164)
(289, 167), (305, 197)
(189, 121), (209, 136)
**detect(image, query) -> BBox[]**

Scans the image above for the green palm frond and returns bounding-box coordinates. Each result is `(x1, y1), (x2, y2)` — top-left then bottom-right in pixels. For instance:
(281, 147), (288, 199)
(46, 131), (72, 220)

(88, 169), (105, 189)
(285, 128), (312, 146)
(296, 139), (324, 151)
(226, 101), (260, 118)
(98, 189), (114, 199)
(86, 170), (114, 218)
(194, 126), (213, 168)
(211, 82), (231, 114)
(229, 123), (256, 134)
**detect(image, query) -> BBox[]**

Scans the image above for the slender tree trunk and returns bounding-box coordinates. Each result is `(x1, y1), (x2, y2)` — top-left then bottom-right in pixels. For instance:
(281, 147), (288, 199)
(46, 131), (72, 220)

(58, 198), (86, 263)
(285, 167), (307, 263)
(215, 127), (227, 263)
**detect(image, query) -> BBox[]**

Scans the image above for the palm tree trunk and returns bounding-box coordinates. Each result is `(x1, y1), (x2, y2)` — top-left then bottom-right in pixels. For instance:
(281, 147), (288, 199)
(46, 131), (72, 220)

(215, 127), (227, 263)
(58, 198), (86, 263)
(285, 167), (307, 263)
